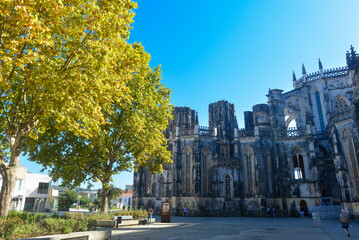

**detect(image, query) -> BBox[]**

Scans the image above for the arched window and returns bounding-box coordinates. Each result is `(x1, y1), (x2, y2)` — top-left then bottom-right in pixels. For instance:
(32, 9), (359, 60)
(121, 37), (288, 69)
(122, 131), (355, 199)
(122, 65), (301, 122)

(342, 128), (359, 197)
(315, 92), (325, 131)
(285, 115), (297, 128)
(225, 175), (232, 200)
(146, 167), (152, 194)
(334, 95), (351, 113)
(263, 148), (273, 193)
(201, 147), (212, 195)
(293, 152), (305, 179)
(183, 146), (193, 194)
(243, 147), (255, 195)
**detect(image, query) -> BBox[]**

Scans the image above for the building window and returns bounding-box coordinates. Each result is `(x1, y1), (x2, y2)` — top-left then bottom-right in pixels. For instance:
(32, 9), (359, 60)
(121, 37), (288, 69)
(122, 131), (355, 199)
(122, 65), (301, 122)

(37, 182), (49, 194)
(183, 147), (193, 194)
(293, 153), (305, 179)
(334, 96), (350, 113)
(201, 148), (212, 195)
(315, 92), (325, 131)
(15, 179), (23, 191)
(342, 128), (359, 196)
(225, 175), (232, 200)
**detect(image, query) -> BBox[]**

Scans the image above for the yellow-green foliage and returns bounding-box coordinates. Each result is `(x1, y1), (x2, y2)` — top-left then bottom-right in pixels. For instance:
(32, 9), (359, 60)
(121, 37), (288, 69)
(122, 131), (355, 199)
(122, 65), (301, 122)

(7, 222), (46, 240)
(2, 209), (146, 239)
(64, 212), (84, 220)
(113, 209), (147, 219)
(0, 217), (23, 239)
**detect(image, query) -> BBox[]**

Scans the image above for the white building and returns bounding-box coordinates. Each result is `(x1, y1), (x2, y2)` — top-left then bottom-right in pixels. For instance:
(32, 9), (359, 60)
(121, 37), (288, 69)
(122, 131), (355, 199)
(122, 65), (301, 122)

(0, 166), (56, 212)
(113, 185), (133, 209)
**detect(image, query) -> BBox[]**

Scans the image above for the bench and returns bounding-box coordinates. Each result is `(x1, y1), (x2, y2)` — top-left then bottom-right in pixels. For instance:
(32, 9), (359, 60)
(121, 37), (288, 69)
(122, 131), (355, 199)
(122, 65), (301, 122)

(114, 216), (133, 227)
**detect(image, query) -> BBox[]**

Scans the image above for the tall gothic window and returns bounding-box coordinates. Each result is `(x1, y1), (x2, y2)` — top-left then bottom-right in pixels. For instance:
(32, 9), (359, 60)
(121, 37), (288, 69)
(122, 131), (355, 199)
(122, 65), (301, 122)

(315, 92), (325, 131)
(334, 96), (351, 113)
(243, 147), (255, 195)
(225, 175), (232, 200)
(342, 128), (359, 197)
(183, 147), (193, 194)
(263, 148), (273, 193)
(293, 152), (305, 179)
(201, 148), (212, 195)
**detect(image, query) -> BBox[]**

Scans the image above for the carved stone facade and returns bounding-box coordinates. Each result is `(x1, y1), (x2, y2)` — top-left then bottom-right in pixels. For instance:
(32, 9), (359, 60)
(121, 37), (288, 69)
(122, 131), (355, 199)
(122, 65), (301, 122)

(133, 46), (359, 217)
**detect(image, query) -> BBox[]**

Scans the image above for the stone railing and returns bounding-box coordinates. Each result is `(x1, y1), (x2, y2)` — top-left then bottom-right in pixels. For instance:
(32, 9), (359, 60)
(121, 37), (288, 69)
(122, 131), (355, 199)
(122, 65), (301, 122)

(276, 127), (306, 138)
(296, 66), (348, 83)
(199, 126), (211, 136)
(238, 128), (254, 137)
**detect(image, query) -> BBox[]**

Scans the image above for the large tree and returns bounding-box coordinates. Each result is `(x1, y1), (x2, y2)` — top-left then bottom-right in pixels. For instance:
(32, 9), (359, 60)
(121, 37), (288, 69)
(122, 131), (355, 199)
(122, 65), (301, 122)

(0, 0), (146, 216)
(26, 63), (173, 212)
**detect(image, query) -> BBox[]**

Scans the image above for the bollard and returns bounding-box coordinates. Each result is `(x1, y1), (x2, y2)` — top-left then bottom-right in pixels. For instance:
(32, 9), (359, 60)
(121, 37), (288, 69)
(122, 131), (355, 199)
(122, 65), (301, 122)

(116, 216), (122, 228)
(312, 212), (321, 227)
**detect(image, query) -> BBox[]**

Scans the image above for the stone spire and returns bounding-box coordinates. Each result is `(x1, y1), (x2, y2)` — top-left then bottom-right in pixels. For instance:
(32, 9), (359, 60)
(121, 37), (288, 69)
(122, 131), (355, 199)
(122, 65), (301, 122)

(292, 71), (297, 88)
(347, 45), (359, 70)
(318, 58), (323, 70)
(302, 63), (307, 75)
(302, 64), (307, 82)
(195, 111), (199, 124)
(319, 58), (323, 78)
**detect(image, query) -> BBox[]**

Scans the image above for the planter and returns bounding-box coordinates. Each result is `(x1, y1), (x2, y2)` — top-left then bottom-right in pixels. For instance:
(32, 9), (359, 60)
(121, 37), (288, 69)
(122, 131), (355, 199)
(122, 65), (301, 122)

(24, 230), (111, 240)
(96, 220), (115, 228)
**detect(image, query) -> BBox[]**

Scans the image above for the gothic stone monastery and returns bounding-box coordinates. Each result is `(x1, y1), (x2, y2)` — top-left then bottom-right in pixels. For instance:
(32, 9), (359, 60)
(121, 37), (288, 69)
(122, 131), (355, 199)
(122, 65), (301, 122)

(133, 46), (359, 217)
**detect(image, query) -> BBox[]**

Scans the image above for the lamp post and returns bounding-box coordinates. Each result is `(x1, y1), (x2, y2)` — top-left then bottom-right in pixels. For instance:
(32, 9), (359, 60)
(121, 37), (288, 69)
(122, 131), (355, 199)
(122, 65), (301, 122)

(77, 195), (81, 211)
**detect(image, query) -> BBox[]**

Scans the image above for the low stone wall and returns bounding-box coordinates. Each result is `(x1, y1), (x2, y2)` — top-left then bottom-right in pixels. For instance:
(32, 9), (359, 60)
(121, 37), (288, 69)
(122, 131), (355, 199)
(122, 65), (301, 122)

(25, 230), (111, 240)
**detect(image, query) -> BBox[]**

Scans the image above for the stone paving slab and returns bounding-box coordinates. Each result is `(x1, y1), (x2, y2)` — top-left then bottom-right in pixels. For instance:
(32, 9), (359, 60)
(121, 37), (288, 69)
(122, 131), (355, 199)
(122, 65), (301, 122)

(111, 216), (359, 240)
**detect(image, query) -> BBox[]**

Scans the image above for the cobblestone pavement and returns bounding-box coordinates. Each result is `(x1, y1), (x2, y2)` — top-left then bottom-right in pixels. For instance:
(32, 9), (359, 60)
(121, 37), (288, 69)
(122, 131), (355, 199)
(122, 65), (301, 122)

(111, 216), (359, 240)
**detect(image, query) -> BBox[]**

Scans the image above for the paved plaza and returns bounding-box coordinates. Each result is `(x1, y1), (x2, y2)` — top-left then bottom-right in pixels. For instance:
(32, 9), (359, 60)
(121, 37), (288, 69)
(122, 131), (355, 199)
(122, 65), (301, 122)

(111, 216), (359, 240)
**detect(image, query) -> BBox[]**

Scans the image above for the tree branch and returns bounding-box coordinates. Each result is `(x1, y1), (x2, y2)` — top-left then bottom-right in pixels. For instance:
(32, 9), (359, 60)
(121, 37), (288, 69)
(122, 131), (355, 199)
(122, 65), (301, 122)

(61, 30), (92, 72)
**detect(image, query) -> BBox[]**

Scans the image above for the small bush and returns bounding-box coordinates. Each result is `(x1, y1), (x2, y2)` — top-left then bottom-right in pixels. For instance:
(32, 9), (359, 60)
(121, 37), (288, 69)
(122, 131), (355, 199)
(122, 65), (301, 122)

(35, 213), (48, 222)
(41, 218), (63, 234)
(7, 211), (35, 223)
(0, 217), (24, 239)
(64, 212), (84, 220)
(9, 222), (46, 240)
(113, 209), (147, 219)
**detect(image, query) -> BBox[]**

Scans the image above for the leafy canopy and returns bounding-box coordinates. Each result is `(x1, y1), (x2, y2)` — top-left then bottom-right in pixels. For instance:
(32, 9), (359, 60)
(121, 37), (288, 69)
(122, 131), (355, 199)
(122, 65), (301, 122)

(0, 0), (144, 162)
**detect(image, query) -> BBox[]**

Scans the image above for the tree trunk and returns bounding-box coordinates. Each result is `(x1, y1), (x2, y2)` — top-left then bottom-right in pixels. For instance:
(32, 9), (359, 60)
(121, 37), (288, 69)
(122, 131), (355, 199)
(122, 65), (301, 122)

(0, 164), (18, 217)
(101, 181), (109, 213)
(0, 134), (22, 217)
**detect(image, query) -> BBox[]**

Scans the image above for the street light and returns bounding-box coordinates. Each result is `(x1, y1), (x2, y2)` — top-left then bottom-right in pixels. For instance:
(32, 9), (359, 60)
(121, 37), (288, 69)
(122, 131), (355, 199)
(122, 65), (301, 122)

(77, 195), (81, 211)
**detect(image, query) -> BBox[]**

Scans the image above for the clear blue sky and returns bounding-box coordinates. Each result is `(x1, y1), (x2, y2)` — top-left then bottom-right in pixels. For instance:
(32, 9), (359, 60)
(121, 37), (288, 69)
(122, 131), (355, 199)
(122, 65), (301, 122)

(21, 0), (359, 189)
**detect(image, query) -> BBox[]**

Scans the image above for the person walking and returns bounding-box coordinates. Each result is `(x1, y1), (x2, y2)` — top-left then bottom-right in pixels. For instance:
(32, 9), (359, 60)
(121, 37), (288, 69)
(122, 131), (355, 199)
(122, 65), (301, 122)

(300, 206), (305, 218)
(266, 207), (271, 218)
(272, 208), (277, 218)
(184, 206), (188, 216)
(147, 208), (153, 225)
(340, 209), (352, 237)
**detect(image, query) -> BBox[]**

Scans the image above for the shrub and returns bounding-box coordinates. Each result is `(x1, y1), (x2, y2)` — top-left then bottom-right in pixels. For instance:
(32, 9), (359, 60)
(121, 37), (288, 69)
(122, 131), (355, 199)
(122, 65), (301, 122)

(41, 218), (63, 234)
(0, 217), (24, 239)
(113, 209), (147, 219)
(7, 211), (35, 223)
(35, 213), (48, 222)
(9, 222), (46, 240)
(64, 212), (84, 220)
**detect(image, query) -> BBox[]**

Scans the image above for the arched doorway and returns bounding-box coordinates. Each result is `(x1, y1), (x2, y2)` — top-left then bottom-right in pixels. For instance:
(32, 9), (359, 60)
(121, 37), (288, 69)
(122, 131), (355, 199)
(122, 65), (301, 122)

(300, 200), (308, 216)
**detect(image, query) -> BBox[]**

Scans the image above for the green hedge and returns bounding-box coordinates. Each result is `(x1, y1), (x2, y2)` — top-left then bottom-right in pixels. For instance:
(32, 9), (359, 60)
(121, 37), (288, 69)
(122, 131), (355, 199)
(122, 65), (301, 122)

(1, 209), (146, 239)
